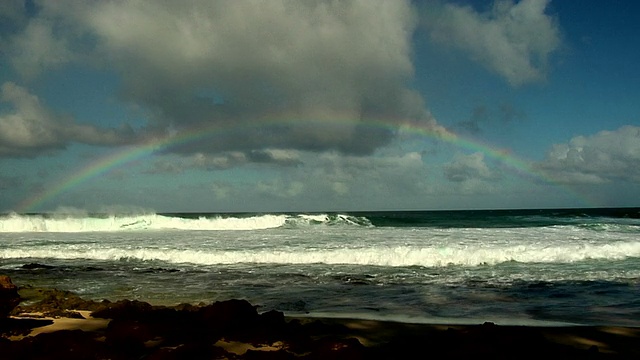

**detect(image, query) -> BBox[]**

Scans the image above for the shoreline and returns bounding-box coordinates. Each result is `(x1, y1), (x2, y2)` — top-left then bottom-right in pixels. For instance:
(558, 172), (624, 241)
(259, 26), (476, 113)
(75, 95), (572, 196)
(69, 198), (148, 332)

(4, 312), (640, 358)
(1, 284), (639, 358)
(296, 316), (640, 354)
(287, 310), (589, 327)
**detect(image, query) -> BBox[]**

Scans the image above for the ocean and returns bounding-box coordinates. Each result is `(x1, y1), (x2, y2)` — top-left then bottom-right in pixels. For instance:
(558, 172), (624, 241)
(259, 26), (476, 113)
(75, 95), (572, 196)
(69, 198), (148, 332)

(1, 208), (639, 327)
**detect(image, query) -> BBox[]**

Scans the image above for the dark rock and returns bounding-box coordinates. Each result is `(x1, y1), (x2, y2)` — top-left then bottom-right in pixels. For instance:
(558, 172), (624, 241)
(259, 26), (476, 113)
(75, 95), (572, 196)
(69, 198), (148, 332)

(172, 302), (199, 312)
(259, 309), (286, 329)
(21, 263), (56, 270)
(104, 318), (155, 357)
(46, 309), (86, 319)
(12, 286), (104, 317)
(198, 298), (259, 334)
(0, 318), (54, 337)
(260, 309), (285, 322)
(91, 299), (155, 320)
(0, 276), (20, 318)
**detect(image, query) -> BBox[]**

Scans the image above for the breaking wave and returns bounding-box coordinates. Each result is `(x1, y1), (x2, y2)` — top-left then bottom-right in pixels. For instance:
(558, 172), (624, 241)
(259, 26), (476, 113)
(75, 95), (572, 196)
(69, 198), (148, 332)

(2, 241), (639, 267)
(0, 212), (372, 232)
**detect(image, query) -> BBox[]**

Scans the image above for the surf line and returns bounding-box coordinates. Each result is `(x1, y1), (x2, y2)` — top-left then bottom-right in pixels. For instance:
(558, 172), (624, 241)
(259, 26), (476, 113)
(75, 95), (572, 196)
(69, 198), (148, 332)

(15, 118), (592, 213)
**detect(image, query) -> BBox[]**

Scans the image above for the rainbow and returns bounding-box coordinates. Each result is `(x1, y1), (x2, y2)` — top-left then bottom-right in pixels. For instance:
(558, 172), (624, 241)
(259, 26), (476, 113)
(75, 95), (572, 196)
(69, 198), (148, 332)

(15, 117), (592, 213)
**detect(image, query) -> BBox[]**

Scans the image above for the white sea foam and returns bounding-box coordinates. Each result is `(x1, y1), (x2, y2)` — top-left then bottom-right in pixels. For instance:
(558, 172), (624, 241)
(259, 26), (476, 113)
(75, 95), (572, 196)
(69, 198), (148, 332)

(2, 240), (638, 267)
(0, 213), (367, 232)
(2, 208), (638, 327)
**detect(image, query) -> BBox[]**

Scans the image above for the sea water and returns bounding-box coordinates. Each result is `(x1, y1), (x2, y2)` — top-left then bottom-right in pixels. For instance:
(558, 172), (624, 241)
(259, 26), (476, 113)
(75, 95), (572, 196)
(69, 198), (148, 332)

(1, 208), (639, 326)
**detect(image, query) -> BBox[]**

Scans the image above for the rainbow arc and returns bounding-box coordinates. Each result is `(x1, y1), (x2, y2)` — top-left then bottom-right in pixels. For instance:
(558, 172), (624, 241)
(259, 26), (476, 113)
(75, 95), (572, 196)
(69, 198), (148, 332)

(16, 117), (592, 213)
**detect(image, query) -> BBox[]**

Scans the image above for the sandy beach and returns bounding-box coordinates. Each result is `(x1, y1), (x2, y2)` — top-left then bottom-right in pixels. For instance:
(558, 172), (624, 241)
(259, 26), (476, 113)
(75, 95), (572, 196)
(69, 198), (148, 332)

(1, 283), (639, 359)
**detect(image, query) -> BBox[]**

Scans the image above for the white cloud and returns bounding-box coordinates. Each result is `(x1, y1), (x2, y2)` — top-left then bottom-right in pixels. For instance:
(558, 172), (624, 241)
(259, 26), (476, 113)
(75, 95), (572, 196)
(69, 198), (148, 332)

(536, 126), (640, 184)
(443, 152), (495, 182)
(426, 0), (561, 86)
(0, 82), (136, 157)
(6, 0), (447, 158)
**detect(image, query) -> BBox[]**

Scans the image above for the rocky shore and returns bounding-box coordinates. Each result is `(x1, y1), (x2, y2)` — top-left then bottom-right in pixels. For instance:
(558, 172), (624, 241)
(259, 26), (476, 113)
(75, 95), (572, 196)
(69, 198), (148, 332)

(1, 276), (639, 359)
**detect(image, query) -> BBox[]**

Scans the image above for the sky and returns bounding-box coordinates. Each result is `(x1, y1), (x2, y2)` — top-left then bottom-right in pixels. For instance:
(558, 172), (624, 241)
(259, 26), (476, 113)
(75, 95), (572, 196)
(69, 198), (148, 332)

(1, 0), (639, 214)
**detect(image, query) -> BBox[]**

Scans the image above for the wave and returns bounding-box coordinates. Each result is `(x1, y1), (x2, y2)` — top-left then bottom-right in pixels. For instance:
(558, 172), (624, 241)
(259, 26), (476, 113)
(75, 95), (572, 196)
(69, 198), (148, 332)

(3, 209), (637, 233)
(3, 241), (639, 267)
(0, 212), (372, 232)
(575, 222), (640, 233)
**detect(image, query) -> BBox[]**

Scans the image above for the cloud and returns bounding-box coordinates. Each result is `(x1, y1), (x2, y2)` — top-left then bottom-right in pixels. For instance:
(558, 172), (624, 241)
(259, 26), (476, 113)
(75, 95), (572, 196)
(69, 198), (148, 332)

(6, 0), (449, 159)
(147, 148), (302, 174)
(209, 181), (233, 199)
(247, 149), (303, 167)
(1, 1), (78, 78)
(535, 126), (640, 184)
(198, 151), (432, 209)
(8, 18), (75, 78)
(305, 151), (430, 198)
(256, 179), (305, 199)
(426, 0), (561, 86)
(0, 0), (25, 23)
(443, 152), (495, 182)
(0, 0), (28, 48)
(0, 82), (136, 157)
